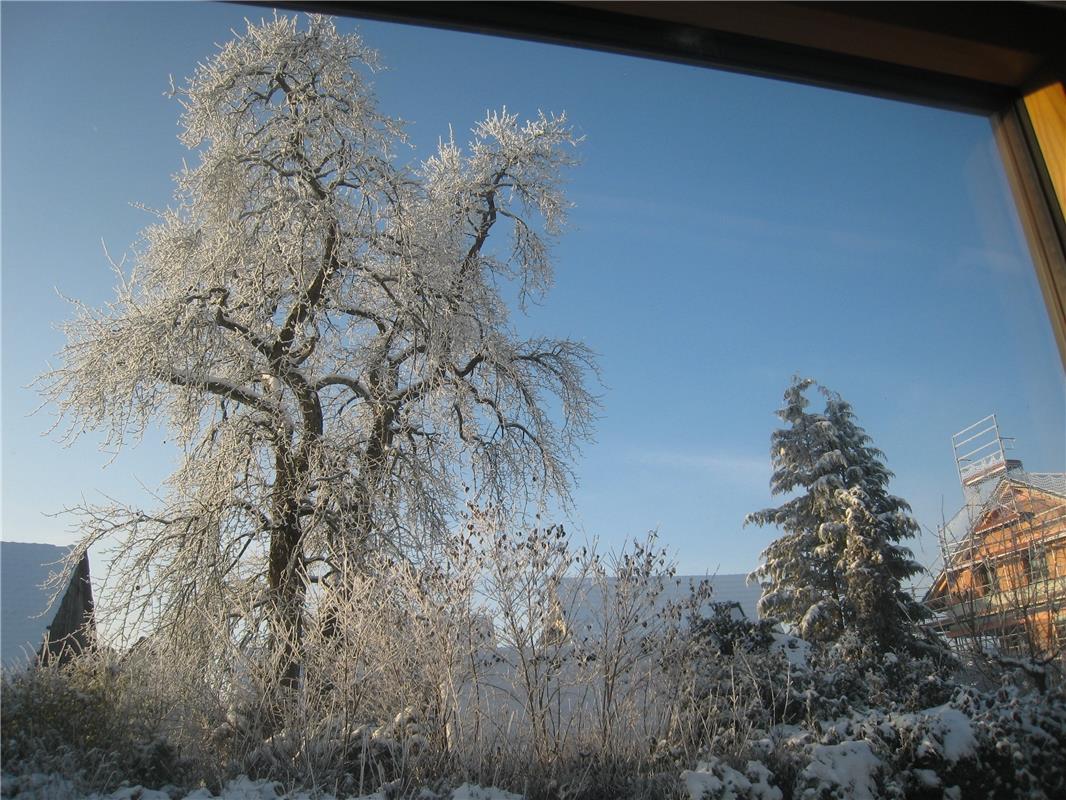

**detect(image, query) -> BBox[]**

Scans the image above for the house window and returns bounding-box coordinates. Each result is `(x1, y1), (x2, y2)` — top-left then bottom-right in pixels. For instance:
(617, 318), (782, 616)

(1029, 543), (1049, 584)
(975, 562), (999, 596)
(998, 623), (1030, 657)
(1054, 617), (1066, 649)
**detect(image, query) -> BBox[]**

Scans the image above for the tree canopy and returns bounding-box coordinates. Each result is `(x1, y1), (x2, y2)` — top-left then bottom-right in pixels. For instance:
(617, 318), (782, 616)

(42, 14), (597, 678)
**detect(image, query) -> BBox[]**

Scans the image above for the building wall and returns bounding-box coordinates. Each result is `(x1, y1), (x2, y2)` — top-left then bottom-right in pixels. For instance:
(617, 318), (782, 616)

(41, 551), (95, 664)
(933, 481), (1066, 659)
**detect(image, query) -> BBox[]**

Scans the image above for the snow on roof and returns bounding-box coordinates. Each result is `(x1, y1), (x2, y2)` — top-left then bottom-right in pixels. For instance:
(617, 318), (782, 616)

(1019, 472), (1066, 498)
(559, 573), (763, 636)
(1, 541), (72, 669)
(936, 469), (1066, 576)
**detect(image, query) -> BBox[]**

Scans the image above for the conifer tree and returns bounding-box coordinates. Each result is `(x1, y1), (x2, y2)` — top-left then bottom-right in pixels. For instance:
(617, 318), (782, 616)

(747, 378), (935, 655)
(746, 378), (848, 642)
(822, 389), (935, 655)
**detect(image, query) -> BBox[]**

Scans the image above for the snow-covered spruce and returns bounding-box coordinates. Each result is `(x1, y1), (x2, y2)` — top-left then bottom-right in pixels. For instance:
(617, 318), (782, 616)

(746, 377), (942, 659)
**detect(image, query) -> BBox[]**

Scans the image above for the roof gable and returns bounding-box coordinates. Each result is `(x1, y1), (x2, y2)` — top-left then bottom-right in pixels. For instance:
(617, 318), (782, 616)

(926, 472), (1065, 601)
(1, 542), (72, 669)
(972, 477), (1066, 533)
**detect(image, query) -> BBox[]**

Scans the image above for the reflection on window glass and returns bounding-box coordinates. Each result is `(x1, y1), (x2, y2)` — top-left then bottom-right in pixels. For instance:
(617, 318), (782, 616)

(5, 4), (1060, 578)
(4, 4), (1066, 795)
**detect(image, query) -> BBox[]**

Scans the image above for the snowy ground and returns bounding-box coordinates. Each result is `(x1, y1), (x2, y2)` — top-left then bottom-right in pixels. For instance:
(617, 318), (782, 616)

(0, 776), (524, 800)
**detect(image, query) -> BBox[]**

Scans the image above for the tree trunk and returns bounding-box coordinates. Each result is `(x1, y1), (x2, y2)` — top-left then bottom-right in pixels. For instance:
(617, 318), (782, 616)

(268, 442), (307, 694)
(320, 397), (395, 641)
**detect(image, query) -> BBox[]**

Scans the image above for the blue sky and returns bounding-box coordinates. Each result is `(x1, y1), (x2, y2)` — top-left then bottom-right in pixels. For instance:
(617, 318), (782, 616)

(3, 2), (1063, 582)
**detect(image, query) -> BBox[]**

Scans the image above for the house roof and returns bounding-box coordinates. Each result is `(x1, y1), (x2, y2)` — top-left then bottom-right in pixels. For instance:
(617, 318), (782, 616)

(941, 470), (1066, 549)
(0, 541), (73, 670)
(927, 470), (1066, 601)
(1018, 473), (1066, 499)
(558, 573), (764, 637)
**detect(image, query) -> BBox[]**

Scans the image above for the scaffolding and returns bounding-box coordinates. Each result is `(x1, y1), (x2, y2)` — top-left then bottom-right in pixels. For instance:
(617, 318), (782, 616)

(933, 416), (1066, 665)
(941, 415), (1019, 564)
(952, 415), (1013, 484)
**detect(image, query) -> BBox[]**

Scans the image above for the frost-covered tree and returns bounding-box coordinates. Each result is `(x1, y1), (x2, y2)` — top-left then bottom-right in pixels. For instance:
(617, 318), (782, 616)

(746, 378), (847, 642)
(821, 389), (936, 655)
(41, 15), (596, 686)
(747, 378), (934, 655)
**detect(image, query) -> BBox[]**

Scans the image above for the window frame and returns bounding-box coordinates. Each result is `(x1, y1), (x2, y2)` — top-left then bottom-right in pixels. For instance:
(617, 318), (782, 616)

(975, 561), (999, 598)
(1029, 542), (1050, 584)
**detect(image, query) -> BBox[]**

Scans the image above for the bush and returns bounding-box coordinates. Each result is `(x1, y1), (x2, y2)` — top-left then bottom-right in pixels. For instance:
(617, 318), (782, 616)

(3, 528), (1063, 800)
(723, 674), (1066, 800)
(0, 652), (188, 793)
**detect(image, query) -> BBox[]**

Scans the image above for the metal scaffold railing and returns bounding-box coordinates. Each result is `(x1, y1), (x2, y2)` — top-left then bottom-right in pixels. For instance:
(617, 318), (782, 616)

(952, 414), (1015, 490)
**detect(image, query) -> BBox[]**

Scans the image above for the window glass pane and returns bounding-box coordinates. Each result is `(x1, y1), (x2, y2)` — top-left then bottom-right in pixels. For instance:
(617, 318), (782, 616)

(3, 3), (1062, 598)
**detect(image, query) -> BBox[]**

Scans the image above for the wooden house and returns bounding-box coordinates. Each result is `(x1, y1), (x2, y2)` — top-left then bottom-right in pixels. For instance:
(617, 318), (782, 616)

(925, 460), (1066, 661)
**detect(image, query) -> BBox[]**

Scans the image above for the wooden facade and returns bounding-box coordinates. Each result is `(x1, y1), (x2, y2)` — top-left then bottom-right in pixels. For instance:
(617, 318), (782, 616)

(40, 550), (96, 665)
(926, 474), (1066, 661)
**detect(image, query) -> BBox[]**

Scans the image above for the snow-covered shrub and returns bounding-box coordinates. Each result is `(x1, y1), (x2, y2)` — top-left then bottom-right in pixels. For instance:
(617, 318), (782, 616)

(956, 649), (1066, 696)
(204, 542), (492, 795)
(940, 680), (1066, 798)
(455, 522), (709, 797)
(734, 673), (1066, 800)
(690, 605), (777, 659)
(0, 652), (189, 793)
(794, 739), (883, 800)
(661, 618), (1063, 800)
(0, 775), (533, 800)
(10, 522), (1062, 800)
(475, 518), (588, 771)
(200, 521), (696, 797)
(657, 609), (946, 763)
(659, 606), (803, 762)
(0, 526), (708, 799)
(802, 635), (955, 718)
(682, 756), (783, 800)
